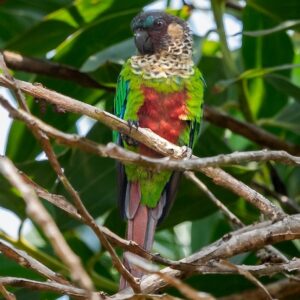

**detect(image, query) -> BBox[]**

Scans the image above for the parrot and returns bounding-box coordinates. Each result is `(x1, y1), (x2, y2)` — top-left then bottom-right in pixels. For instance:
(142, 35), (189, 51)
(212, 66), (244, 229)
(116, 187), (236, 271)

(113, 11), (204, 289)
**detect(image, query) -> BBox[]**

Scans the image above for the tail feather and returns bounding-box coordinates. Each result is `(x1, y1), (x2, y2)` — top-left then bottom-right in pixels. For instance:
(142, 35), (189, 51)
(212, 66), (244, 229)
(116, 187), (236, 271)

(120, 182), (166, 290)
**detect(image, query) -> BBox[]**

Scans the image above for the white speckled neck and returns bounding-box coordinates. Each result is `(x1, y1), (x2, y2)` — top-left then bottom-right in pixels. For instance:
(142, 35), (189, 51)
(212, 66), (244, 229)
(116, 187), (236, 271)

(130, 31), (194, 79)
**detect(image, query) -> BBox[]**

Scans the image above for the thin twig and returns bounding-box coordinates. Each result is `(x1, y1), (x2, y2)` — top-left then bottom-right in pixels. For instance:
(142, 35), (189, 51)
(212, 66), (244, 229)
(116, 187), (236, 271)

(253, 181), (300, 214)
(184, 171), (288, 263)
(218, 260), (273, 300)
(199, 167), (284, 220)
(219, 278), (300, 300)
(0, 277), (102, 299)
(184, 172), (244, 228)
(20, 171), (83, 220)
(0, 283), (15, 300)
(0, 53), (28, 111)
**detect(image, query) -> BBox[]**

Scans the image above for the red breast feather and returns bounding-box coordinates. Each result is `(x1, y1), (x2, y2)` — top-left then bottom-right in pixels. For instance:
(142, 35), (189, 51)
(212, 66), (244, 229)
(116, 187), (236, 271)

(138, 86), (188, 156)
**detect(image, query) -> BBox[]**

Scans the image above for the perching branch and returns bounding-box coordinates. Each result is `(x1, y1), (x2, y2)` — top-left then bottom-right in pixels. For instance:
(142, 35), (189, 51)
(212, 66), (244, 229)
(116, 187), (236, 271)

(3, 49), (300, 155)
(1, 96), (299, 170)
(0, 82), (285, 220)
(1, 73), (299, 156)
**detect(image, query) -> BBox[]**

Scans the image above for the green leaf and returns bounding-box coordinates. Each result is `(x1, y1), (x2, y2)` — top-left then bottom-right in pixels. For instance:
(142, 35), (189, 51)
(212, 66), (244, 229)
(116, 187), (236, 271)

(191, 212), (230, 252)
(7, 20), (75, 57)
(242, 5), (294, 118)
(0, 0), (72, 47)
(54, 0), (151, 67)
(248, 0), (300, 21)
(265, 74), (300, 103)
(0, 159), (57, 219)
(0, 175), (26, 219)
(273, 102), (300, 135)
(0, 253), (42, 280)
(81, 38), (135, 72)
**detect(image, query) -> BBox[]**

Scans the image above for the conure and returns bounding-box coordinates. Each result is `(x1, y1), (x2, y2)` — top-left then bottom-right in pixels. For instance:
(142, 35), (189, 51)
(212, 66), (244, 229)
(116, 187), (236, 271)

(114, 11), (204, 288)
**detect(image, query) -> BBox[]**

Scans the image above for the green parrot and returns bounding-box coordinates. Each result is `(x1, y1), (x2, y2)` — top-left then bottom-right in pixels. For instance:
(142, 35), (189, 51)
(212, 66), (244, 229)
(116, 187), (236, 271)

(114, 11), (204, 288)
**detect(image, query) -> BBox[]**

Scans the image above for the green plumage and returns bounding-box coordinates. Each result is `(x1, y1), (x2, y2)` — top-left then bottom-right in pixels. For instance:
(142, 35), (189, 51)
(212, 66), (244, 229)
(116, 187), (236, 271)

(114, 59), (204, 208)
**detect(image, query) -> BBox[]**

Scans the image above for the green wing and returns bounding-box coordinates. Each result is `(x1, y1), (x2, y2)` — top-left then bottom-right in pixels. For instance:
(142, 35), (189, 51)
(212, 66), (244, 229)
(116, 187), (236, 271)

(184, 68), (205, 148)
(113, 73), (129, 143)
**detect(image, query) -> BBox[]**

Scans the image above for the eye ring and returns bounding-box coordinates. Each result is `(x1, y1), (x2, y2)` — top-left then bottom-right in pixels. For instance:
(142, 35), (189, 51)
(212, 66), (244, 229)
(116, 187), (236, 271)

(154, 19), (165, 28)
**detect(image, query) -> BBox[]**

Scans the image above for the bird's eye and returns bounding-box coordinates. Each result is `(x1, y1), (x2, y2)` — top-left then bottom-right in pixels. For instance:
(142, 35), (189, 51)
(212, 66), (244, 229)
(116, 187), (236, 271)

(154, 19), (165, 28)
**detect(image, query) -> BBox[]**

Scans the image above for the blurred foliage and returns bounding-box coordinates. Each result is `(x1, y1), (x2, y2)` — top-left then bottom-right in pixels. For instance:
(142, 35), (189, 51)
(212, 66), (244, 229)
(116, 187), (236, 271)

(0, 0), (300, 299)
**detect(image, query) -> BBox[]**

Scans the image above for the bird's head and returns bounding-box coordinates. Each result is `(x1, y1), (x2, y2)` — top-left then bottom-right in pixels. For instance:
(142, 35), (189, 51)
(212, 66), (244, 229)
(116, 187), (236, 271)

(131, 11), (192, 56)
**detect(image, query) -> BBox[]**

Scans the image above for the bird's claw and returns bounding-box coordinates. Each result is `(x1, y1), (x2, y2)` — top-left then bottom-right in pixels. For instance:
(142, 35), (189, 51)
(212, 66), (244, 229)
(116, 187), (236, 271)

(128, 120), (140, 131)
(181, 146), (193, 159)
(122, 120), (140, 146)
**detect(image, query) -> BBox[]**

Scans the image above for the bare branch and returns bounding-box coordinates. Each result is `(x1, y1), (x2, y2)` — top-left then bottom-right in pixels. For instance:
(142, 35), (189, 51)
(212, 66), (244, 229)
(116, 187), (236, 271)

(0, 157), (95, 295)
(0, 277), (188, 300)
(0, 277), (102, 299)
(219, 278), (300, 300)
(199, 167), (284, 220)
(0, 240), (70, 285)
(204, 106), (300, 156)
(184, 172), (244, 228)
(126, 253), (215, 300)
(113, 214), (300, 296)
(2, 74), (299, 159)
(2, 96), (299, 171)
(253, 181), (300, 214)
(2, 50), (114, 92)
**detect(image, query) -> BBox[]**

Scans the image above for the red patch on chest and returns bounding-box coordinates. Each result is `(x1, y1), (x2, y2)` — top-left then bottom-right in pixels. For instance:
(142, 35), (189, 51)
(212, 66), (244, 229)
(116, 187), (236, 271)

(137, 86), (188, 157)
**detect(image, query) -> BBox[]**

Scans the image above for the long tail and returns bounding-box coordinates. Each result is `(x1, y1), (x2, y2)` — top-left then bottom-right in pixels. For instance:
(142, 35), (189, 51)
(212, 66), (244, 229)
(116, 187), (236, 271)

(119, 182), (166, 290)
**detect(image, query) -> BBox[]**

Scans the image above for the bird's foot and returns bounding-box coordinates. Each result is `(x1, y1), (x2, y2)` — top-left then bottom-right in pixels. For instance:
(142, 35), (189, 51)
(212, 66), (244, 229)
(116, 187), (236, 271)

(122, 120), (140, 146)
(181, 146), (193, 159)
(128, 120), (140, 131)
